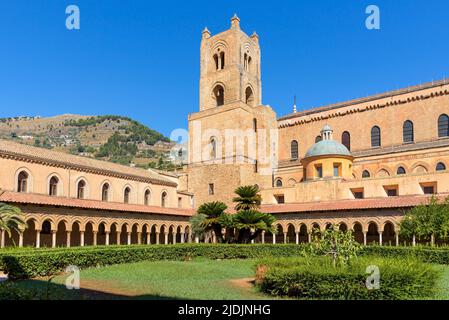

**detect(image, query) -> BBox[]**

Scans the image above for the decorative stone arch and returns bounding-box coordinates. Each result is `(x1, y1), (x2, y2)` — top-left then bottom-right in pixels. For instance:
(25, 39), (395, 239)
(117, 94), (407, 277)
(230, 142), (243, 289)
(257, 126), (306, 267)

(244, 84), (255, 106)
(376, 168), (391, 178)
(143, 187), (152, 205)
(82, 220), (97, 233)
(211, 82), (226, 107)
(46, 172), (63, 196)
(122, 184), (133, 204)
(274, 178), (283, 188)
(100, 180), (113, 202)
(352, 221), (364, 244)
(55, 218), (69, 232)
(411, 162), (429, 174)
(160, 190), (169, 208)
(211, 40), (229, 71)
(338, 222), (348, 231)
(298, 224), (308, 243)
(14, 167), (33, 193)
(288, 178), (297, 186)
(286, 223), (296, 243)
(435, 160), (447, 171)
(75, 176), (89, 199)
(394, 163), (408, 175)
(366, 221), (380, 244)
(23, 217), (38, 247)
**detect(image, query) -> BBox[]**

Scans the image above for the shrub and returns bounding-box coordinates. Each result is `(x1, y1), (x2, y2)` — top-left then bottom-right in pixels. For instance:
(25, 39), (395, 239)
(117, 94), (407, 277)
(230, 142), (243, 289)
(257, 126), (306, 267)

(361, 246), (449, 265)
(257, 256), (440, 300)
(0, 244), (306, 279)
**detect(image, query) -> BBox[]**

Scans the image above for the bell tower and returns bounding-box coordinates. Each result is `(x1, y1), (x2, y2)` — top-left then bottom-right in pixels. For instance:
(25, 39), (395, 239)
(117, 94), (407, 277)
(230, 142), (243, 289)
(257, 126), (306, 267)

(187, 16), (277, 208)
(199, 15), (262, 111)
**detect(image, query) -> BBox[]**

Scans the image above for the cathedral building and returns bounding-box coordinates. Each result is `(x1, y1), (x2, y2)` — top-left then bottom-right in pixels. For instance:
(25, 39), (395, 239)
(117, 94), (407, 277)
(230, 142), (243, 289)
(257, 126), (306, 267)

(0, 16), (448, 248)
(183, 16), (449, 245)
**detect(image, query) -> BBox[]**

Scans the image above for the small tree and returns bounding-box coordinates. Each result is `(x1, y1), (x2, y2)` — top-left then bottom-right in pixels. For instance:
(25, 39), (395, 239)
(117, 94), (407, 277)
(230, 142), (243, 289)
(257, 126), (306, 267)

(233, 210), (276, 244)
(311, 225), (360, 267)
(195, 201), (229, 243)
(233, 185), (262, 211)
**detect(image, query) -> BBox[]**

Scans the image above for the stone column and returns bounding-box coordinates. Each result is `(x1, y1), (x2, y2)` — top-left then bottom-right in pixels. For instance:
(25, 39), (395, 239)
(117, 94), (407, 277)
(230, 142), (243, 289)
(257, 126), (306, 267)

(412, 235), (416, 247)
(379, 231), (383, 246)
(395, 233), (399, 246)
(19, 231), (24, 247)
(212, 234), (216, 244)
(283, 232), (287, 244)
(137, 232), (142, 245)
(363, 232), (367, 246)
(308, 232), (312, 243)
(180, 232), (185, 244)
(195, 235), (199, 243)
(93, 231), (98, 246)
(173, 233), (177, 245)
(127, 232), (131, 245)
(261, 231), (265, 244)
(80, 231), (85, 247)
(105, 232), (110, 246)
(295, 232), (299, 245)
(156, 232), (160, 244)
(117, 231), (121, 245)
(36, 230), (41, 248)
(164, 232), (168, 245)
(272, 234), (276, 244)
(146, 233), (150, 245)
(51, 231), (57, 248)
(66, 231), (71, 248)
(0, 230), (5, 248)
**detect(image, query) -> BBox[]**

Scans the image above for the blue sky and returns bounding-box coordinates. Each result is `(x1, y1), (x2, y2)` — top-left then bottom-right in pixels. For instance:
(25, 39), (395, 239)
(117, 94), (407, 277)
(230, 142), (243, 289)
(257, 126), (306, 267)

(1, 0), (449, 137)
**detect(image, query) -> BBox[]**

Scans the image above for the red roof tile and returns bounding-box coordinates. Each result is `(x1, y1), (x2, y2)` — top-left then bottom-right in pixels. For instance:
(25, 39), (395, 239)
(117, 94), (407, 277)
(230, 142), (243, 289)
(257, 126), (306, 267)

(260, 194), (449, 214)
(0, 191), (194, 217)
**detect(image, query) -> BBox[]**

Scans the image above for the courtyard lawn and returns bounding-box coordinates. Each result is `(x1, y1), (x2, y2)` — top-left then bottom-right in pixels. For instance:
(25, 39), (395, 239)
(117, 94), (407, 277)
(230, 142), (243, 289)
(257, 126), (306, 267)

(12, 258), (268, 300)
(6, 258), (449, 300)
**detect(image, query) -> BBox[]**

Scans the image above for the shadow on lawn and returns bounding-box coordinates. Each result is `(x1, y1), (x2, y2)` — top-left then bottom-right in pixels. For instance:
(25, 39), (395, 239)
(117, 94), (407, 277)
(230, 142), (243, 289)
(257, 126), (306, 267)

(8, 279), (184, 300)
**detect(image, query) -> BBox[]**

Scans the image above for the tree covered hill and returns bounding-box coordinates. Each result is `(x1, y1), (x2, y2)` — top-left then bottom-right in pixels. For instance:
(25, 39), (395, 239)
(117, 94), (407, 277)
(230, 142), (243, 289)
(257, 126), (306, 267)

(0, 114), (178, 169)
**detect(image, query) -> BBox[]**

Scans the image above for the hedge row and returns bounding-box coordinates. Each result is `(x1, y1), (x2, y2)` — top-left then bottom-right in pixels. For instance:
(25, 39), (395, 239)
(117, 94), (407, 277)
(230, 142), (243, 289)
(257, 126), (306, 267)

(0, 244), (305, 279)
(3, 243), (449, 279)
(257, 256), (440, 300)
(361, 246), (449, 265)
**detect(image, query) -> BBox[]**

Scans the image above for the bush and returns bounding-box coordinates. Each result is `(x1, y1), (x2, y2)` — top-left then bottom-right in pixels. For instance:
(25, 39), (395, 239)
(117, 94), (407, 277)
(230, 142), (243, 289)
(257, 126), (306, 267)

(361, 246), (449, 265)
(0, 282), (38, 300)
(257, 256), (440, 300)
(0, 244), (306, 279)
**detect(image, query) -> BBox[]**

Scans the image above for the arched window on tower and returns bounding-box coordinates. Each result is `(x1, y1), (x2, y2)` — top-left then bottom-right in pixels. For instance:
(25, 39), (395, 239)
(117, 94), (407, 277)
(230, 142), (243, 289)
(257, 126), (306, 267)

(245, 87), (254, 106)
(77, 180), (86, 199)
(213, 85), (224, 107)
(17, 171), (29, 193)
(49, 176), (59, 196)
(275, 179), (283, 188)
(371, 126), (381, 148)
(342, 131), (351, 151)
(220, 51), (225, 69)
(124, 187), (131, 204)
(102, 183), (110, 202)
(436, 162), (446, 171)
(290, 140), (299, 160)
(213, 54), (219, 70)
(438, 114), (449, 138)
(403, 120), (414, 143)
(397, 167), (406, 175)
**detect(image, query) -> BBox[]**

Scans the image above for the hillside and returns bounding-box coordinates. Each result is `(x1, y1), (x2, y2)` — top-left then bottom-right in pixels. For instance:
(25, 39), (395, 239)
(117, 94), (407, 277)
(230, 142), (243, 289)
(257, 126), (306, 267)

(0, 114), (180, 170)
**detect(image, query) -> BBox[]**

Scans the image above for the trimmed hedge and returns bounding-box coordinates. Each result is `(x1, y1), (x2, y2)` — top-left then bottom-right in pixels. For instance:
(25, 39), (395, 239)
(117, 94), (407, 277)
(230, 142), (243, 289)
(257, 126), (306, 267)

(2, 243), (449, 280)
(257, 256), (440, 300)
(0, 244), (306, 279)
(361, 246), (449, 265)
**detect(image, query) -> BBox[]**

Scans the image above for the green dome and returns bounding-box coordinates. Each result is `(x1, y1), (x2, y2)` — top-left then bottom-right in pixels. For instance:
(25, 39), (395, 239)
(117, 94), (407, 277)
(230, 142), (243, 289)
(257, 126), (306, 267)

(305, 140), (351, 158)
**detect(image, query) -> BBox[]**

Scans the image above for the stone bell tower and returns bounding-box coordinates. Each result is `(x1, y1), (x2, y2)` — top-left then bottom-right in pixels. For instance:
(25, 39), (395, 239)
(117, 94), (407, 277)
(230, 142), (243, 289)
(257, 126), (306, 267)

(186, 16), (277, 208)
(199, 14), (262, 111)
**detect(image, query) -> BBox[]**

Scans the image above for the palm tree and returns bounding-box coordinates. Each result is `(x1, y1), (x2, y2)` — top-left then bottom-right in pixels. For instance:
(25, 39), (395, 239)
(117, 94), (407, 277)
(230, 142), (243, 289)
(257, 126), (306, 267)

(233, 210), (276, 244)
(196, 201), (229, 243)
(0, 203), (27, 238)
(233, 185), (262, 211)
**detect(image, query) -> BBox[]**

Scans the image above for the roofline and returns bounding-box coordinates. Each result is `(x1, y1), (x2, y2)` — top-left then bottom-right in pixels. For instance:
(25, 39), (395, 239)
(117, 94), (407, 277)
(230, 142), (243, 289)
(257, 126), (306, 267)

(279, 78), (449, 121)
(0, 143), (177, 187)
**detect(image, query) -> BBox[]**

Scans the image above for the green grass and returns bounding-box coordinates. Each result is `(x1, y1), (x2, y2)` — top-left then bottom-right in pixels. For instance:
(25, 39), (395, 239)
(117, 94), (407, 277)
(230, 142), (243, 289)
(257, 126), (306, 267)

(12, 258), (267, 300)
